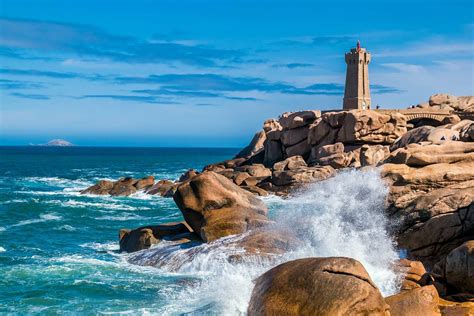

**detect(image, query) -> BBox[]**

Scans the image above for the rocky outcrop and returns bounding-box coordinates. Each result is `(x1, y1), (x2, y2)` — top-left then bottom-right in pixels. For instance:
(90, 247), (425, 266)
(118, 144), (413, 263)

(81, 176), (155, 196)
(81, 180), (114, 195)
(279, 110), (321, 130)
(423, 94), (474, 112)
(235, 130), (266, 159)
(119, 222), (195, 253)
(178, 169), (199, 182)
(134, 176), (155, 190)
(173, 171), (270, 242)
(146, 180), (177, 197)
(247, 257), (388, 315)
(337, 111), (407, 144)
(383, 162), (474, 267)
(382, 139), (474, 270)
(385, 285), (441, 316)
(97, 95), (474, 314)
(386, 142), (474, 166)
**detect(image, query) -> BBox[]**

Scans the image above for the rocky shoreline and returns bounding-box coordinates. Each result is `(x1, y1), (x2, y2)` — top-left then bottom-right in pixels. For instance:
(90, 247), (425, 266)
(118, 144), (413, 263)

(82, 93), (474, 315)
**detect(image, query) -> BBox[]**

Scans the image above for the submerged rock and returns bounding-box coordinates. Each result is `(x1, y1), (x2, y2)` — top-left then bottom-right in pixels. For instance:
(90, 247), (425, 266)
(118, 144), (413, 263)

(119, 222), (195, 253)
(247, 257), (388, 315)
(127, 228), (300, 270)
(134, 176), (155, 190)
(81, 180), (114, 195)
(81, 175), (158, 196)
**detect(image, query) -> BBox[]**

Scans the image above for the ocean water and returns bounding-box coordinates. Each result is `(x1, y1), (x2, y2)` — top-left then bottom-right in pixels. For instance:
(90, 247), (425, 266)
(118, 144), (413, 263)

(0, 147), (401, 314)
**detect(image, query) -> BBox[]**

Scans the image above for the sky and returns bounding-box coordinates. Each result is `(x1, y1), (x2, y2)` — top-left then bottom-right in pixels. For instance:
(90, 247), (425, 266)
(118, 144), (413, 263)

(0, 0), (473, 147)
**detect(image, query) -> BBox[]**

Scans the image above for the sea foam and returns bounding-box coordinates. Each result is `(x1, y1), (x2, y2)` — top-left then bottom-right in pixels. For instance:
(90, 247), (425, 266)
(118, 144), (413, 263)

(135, 169), (401, 314)
(9, 213), (63, 228)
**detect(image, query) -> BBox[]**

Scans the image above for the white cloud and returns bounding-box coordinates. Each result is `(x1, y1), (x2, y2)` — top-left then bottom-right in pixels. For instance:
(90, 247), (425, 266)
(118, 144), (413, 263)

(380, 63), (426, 73)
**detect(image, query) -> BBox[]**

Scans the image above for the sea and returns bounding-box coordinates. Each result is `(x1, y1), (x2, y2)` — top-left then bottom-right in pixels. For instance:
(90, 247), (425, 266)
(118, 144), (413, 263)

(0, 146), (402, 315)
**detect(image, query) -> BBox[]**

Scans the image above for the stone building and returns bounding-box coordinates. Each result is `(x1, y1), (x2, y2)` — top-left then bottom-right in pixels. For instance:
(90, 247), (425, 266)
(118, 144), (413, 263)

(343, 41), (371, 110)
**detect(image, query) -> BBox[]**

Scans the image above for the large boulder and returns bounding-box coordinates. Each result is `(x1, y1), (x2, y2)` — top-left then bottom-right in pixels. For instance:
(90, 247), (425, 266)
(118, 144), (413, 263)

(360, 145), (390, 167)
(146, 179), (176, 197)
(386, 142), (474, 167)
(279, 110), (321, 130)
(82, 176), (157, 196)
(460, 121), (474, 141)
(385, 285), (441, 316)
(81, 180), (114, 195)
(178, 169), (199, 182)
(134, 176), (155, 190)
(310, 142), (352, 169)
(273, 155), (307, 172)
(272, 165), (334, 186)
(307, 118), (338, 146)
(173, 172), (269, 242)
(263, 140), (284, 167)
(284, 138), (311, 159)
(235, 130), (266, 159)
(429, 94), (458, 109)
(109, 177), (138, 196)
(263, 118), (283, 140)
(234, 164), (271, 178)
(444, 241), (474, 293)
(457, 96), (474, 112)
(391, 126), (435, 151)
(280, 126), (309, 147)
(247, 257), (388, 315)
(337, 110), (407, 144)
(425, 94), (474, 112)
(426, 128), (460, 144)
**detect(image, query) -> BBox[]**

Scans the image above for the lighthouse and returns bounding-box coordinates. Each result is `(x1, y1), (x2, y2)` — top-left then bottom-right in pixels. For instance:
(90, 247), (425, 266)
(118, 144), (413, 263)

(343, 40), (371, 110)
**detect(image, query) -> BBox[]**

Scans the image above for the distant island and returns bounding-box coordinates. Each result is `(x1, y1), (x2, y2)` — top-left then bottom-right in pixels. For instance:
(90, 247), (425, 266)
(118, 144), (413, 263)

(30, 139), (74, 147)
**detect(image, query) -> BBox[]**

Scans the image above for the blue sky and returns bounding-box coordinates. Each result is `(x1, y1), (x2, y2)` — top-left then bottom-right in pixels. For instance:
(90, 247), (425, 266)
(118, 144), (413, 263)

(0, 0), (473, 147)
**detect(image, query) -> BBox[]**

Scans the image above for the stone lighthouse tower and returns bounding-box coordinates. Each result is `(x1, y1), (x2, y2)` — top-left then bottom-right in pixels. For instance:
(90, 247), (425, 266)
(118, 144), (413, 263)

(343, 40), (371, 110)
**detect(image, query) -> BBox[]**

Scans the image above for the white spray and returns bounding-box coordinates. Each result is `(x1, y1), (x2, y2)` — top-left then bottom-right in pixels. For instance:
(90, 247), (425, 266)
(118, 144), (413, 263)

(130, 169), (401, 315)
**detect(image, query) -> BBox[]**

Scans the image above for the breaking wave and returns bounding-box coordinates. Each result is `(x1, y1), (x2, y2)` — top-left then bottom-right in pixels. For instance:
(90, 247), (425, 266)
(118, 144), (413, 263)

(8, 213), (63, 228)
(129, 169), (401, 314)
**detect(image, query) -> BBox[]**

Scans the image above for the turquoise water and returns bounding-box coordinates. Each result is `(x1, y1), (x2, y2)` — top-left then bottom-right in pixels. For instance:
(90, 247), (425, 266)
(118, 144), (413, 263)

(0, 147), (238, 314)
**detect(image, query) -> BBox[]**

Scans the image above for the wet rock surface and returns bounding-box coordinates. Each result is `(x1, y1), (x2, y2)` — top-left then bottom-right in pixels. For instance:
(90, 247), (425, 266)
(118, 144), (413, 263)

(173, 171), (270, 242)
(247, 257), (389, 316)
